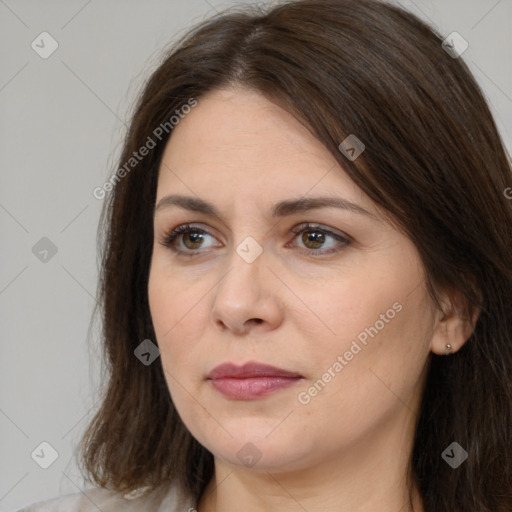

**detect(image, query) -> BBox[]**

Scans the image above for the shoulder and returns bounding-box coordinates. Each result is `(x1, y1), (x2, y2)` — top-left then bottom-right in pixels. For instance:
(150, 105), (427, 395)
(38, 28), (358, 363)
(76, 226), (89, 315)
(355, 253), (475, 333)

(12, 480), (196, 512)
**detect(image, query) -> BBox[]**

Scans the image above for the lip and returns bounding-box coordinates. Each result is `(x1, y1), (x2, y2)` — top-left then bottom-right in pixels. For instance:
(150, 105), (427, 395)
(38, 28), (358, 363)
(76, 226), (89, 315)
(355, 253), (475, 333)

(207, 361), (303, 401)
(207, 361), (303, 379)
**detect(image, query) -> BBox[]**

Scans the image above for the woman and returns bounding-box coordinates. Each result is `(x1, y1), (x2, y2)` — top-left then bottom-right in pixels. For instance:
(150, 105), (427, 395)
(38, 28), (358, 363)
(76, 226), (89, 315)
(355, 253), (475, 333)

(16, 0), (512, 510)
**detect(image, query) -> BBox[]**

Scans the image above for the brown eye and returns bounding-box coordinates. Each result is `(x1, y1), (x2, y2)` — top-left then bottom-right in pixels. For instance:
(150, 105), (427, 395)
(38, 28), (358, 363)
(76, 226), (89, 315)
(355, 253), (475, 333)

(182, 230), (205, 249)
(301, 230), (326, 249)
(160, 224), (221, 256)
(289, 223), (351, 256)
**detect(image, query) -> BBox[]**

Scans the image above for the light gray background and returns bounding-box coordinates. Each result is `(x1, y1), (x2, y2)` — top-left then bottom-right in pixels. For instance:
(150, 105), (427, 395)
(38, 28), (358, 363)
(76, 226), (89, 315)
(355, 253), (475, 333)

(1, 0), (511, 510)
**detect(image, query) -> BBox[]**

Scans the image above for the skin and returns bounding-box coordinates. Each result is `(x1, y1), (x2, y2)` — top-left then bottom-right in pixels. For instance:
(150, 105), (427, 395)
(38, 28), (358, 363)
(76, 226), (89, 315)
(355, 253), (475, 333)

(148, 86), (475, 512)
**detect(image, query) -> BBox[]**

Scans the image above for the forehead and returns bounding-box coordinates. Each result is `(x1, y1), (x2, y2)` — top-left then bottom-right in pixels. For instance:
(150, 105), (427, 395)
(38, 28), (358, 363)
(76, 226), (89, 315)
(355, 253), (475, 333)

(156, 87), (372, 209)
(162, 88), (333, 172)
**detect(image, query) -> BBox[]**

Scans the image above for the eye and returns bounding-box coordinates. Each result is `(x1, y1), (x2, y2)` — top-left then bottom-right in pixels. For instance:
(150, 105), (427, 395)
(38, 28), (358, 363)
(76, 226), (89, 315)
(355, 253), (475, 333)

(159, 224), (220, 256)
(287, 223), (351, 255)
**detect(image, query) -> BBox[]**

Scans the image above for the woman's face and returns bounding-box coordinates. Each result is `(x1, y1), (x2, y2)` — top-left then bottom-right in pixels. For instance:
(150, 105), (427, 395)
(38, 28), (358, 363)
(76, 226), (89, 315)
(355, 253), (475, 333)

(148, 86), (438, 474)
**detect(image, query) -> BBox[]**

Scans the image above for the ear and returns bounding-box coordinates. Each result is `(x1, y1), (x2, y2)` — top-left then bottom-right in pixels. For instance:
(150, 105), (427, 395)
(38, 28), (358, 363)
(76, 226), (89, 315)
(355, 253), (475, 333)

(430, 289), (480, 356)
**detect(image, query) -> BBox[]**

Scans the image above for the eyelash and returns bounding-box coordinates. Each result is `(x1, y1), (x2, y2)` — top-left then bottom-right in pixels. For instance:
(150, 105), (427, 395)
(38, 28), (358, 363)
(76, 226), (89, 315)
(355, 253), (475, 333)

(159, 223), (352, 258)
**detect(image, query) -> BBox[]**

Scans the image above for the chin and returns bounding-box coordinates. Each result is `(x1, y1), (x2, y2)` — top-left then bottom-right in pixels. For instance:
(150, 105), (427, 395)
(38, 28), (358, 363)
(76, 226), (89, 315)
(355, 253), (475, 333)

(201, 429), (313, 472)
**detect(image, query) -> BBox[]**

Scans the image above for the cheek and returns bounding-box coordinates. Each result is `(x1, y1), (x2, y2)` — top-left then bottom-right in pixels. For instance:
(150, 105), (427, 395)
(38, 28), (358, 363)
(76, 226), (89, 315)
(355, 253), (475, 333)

(148, 262), (209, 374)
(298, 252), (432, 391)
(148, 271), (175, 339)
(148, 271), (205, 414)
(149, 257), (200, 336)
(292, 286), (432, 445)
(291, 272), (400, 361)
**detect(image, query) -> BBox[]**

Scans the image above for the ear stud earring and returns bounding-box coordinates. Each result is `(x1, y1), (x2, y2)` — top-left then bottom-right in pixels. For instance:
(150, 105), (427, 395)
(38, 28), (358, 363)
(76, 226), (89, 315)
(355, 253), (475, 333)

(445, 344), (452, 355)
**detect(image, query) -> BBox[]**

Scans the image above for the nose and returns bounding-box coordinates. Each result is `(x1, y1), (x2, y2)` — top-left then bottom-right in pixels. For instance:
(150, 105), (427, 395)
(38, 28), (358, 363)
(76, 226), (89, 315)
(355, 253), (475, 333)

(209, 247), (284, 335)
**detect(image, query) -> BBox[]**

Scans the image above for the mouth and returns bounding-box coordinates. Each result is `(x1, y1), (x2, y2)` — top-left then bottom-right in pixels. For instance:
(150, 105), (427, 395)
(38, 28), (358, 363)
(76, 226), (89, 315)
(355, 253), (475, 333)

(207, 361), (304, 401)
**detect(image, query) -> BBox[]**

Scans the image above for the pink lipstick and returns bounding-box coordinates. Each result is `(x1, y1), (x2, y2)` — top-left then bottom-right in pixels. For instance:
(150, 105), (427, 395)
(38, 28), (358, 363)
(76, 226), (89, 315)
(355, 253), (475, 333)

(207, 361), (303, 400)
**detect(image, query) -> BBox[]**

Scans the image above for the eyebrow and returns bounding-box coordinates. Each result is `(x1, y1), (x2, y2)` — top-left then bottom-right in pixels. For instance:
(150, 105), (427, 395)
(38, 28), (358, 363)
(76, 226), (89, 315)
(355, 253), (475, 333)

(154, 194), (377, 220)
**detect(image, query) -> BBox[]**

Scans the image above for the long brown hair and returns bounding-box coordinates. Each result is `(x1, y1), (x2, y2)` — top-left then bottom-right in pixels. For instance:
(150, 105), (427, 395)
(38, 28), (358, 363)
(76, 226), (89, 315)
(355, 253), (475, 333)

(78, 1), (512, 510)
